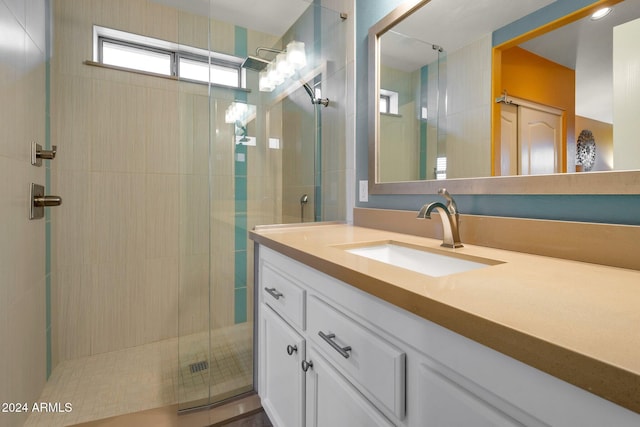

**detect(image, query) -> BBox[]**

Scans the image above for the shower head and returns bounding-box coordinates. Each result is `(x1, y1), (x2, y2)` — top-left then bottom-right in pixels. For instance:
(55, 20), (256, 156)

(241, 47), (284, 72)
(241, 56), (270, 72)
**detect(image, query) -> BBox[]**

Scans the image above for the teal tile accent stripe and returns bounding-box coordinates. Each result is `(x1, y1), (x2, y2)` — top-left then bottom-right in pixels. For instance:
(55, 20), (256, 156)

(419, 65), (428, 180)
(234, 26), (248, 324)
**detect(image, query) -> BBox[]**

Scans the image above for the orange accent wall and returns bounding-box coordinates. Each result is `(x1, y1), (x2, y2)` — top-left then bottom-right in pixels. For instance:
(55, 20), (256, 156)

(500, 46), (575, 173)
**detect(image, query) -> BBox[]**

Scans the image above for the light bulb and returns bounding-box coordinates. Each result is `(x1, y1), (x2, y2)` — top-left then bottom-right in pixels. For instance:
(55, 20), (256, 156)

(267, 62), (284, 86)
(276, 53), (294, 79)
(286, 41), (306, 70)
(591, 7), (612, 20)
(259, 69), (274, 92)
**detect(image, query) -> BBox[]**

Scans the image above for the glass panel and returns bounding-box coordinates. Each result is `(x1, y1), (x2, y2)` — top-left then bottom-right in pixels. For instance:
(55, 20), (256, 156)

(102, 40), (172, 75)
(178, 0), (349, 417)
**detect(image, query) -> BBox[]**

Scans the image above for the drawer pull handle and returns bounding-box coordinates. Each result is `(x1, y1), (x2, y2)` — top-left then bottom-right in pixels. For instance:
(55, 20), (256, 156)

(287, 344), (298, 355)
(302, 360), (313, 372)
(318, 331), (352, 359)
(264, 287), (283, 300)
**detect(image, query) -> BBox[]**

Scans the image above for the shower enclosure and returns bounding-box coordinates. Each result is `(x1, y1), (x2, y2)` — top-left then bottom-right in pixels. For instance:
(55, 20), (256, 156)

(29, 0), (347, 425)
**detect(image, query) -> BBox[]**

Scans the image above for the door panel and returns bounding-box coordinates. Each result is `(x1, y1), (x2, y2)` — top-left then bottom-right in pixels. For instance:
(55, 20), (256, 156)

(518, 106), (562, 175)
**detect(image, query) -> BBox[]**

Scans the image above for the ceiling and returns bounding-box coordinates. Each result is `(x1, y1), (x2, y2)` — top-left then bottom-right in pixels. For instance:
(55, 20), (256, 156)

(150, 0), (313, 36)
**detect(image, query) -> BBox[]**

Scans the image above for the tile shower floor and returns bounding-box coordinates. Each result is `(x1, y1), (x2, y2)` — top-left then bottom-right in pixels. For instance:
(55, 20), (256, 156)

(24, 323), (253, 427)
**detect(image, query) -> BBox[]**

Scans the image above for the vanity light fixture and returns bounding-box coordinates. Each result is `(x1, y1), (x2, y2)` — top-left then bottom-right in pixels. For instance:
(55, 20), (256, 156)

(259, 41), (307, 92)
(590, 7), (612, 21)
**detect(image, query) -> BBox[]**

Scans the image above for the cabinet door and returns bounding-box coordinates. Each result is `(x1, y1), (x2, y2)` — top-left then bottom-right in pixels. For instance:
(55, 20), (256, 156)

(261, 305), (305, 427)
(305, 348), (394, 427)
(414, 361), (526, 427)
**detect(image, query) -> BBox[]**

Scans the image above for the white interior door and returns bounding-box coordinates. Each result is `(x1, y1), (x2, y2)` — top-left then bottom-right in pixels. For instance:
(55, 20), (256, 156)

(518, 105), (563, 175)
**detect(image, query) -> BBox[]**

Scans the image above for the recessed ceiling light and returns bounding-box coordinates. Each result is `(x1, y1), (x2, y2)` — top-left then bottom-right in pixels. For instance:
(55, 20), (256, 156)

(591, 7), (613, 21)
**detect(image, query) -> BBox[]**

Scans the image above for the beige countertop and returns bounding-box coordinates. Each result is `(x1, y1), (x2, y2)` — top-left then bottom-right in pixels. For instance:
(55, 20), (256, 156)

(249, 222), (640, 414)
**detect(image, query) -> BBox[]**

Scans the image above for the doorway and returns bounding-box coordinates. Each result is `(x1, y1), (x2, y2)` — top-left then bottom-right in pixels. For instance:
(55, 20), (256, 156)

(499, 98), (564, 175)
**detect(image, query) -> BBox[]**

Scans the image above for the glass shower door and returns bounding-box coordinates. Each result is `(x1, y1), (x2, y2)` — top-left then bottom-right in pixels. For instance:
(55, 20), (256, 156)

(177, 0), (348, 412)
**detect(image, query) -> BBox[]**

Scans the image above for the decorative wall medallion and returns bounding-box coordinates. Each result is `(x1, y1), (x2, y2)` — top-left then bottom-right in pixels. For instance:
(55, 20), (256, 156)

(576, 129), (596, 171)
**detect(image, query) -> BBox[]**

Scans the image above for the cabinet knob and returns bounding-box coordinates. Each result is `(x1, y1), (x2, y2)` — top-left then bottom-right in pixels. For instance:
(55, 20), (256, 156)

(301, 360), (313, 372)
(287, 344), (298, 356)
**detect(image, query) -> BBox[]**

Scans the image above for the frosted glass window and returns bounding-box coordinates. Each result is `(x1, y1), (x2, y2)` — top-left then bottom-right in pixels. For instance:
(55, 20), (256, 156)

(179, 57), (240, 86)
(380, 95), (390, 114)
(436, 157), (447, 180)
(102, 40), (172, 76)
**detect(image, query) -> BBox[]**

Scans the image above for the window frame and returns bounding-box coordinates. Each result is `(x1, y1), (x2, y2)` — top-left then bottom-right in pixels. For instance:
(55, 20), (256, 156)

(93, 26), (245, 89)
(379, 88), (399, 116)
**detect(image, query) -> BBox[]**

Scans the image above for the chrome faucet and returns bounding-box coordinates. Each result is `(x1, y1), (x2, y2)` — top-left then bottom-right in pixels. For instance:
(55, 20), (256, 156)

(417, 188), (463, 248)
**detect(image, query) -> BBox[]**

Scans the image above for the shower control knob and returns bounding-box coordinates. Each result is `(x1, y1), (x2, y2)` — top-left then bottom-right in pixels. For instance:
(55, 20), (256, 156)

(34, 195), (63, 207)
(30, 183), (62, 220)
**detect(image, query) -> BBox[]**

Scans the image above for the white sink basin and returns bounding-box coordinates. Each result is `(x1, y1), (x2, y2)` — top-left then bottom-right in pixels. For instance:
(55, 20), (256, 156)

(344, 242), (499, 277)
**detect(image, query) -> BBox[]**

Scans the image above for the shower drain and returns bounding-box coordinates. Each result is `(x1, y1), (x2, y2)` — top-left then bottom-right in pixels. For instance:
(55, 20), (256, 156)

(189, 360), (209, 374)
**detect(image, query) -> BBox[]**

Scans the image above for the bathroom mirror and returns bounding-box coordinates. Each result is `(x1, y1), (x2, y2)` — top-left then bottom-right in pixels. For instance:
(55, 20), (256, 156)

(368, 0), (640, 194)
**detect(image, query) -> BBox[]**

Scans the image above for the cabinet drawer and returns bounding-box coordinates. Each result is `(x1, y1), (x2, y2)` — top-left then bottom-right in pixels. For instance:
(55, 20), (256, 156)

(261, 264), (306, 330)
(307, 295), (405, 420)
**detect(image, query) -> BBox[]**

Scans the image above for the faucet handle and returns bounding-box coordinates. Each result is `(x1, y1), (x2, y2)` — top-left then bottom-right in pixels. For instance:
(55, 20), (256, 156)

(438, 188), (458, 215)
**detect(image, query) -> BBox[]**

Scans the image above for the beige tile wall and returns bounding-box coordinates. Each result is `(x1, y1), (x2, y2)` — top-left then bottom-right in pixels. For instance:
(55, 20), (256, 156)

(0, 1), (48, 425)
(444, 34), (492, 179)
(379, 65), (419, 182)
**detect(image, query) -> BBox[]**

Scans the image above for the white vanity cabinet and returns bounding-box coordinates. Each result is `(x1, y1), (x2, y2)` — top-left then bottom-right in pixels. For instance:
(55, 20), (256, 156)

(258, 249), (399, 427)
(256, 246), (640, 427)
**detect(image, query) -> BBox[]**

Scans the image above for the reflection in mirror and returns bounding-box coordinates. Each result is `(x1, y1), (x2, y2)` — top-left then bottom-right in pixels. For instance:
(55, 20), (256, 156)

(495, 0), (640, 175)
(378, 30), (445, 182)
(371, 0), (557, 184)
(370, 0), (640, 193)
